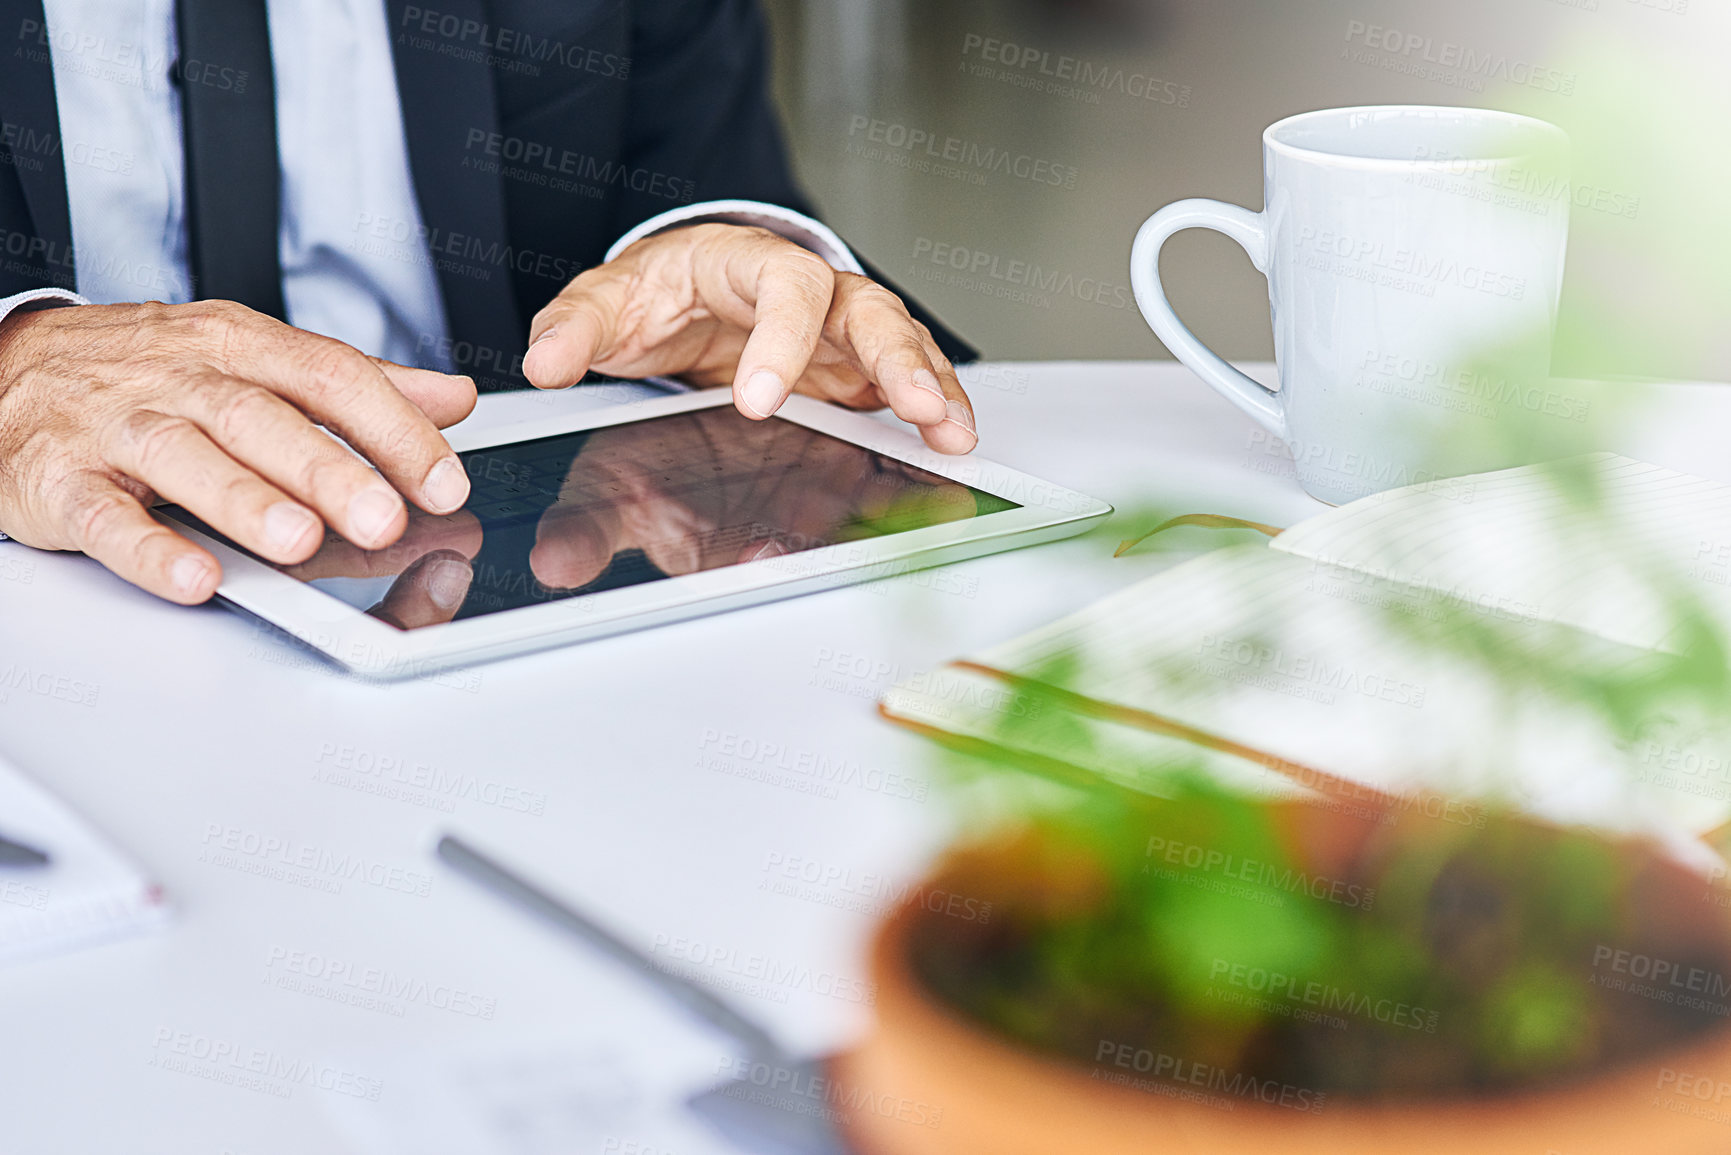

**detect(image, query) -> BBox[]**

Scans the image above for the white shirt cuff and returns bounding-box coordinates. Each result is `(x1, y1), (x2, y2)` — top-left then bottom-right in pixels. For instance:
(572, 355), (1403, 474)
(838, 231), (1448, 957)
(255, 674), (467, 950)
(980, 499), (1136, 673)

(605, 200), (864, 275)
(0, 287), (86, 325)
(0, 289), (86, 542)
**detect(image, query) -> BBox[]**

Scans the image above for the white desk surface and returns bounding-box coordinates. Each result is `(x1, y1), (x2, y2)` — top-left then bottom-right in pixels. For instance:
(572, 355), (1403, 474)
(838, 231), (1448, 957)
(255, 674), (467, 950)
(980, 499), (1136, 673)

(1, 362), (1727, 1153)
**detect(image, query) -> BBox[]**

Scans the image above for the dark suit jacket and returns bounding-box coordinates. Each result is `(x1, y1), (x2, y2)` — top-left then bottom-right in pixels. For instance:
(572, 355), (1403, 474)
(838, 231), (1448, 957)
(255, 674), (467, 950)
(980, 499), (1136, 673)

(0, 0), (974, 391)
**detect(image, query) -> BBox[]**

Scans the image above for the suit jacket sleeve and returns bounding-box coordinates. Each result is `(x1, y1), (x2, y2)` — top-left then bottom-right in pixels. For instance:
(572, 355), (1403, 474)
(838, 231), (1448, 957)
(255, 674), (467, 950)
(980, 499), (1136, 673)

(608, 0), (979, 363)
(610, 0), (810, 235)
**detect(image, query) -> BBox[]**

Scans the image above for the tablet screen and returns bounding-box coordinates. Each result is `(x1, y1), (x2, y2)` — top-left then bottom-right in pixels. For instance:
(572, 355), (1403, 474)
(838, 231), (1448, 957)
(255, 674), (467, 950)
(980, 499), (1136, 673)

(276, 406), (1018, 630)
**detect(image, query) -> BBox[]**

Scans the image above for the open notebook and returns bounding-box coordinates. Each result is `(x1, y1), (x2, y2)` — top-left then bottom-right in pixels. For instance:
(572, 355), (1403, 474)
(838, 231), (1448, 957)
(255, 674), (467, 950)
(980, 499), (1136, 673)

(0, 752), (168, 964)
(882, 456), (1731, 846)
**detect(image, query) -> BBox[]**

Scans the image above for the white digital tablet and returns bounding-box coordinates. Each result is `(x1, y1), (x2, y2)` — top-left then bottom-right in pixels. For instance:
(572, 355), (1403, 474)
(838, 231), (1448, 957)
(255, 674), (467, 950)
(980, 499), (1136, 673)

(158, 390), (1111, 679)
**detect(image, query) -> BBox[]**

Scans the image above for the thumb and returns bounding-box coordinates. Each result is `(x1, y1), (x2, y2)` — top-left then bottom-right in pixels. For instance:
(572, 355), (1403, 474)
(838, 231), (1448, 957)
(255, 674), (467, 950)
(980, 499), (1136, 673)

(521, 282), (618, 390)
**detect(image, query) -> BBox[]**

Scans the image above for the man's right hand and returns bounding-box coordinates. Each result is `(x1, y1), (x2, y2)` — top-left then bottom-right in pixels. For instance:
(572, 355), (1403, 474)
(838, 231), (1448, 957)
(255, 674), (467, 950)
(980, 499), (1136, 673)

(0, 300), (478, 604)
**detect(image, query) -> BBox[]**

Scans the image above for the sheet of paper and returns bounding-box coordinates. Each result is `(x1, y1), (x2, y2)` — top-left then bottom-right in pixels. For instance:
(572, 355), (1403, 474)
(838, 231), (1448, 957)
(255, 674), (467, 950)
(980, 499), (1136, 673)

(1271, 454), (1731, 655)
(320, 1017), (755, 1155)
(883, 543), (1731, 840)
(0, 750), (168, 964)
(318, 932), (855, 1155)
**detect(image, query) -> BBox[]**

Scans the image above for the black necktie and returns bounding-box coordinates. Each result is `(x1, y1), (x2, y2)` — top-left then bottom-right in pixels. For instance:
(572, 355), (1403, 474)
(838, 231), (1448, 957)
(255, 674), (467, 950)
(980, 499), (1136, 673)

(175, 0), (286, 319)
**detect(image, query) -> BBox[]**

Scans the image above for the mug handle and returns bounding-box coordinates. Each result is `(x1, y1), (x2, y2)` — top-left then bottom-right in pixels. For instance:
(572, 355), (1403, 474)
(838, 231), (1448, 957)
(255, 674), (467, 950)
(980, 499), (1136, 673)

(1130, 199), (1287, 441)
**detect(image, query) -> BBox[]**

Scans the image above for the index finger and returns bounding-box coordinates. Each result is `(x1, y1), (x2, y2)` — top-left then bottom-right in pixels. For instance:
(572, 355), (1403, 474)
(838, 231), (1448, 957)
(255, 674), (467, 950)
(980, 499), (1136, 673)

(199, 306), (472, 521)
(910, 331), (977, 455)
(715, 242), (836, 421)
(824, 275), (948, 428)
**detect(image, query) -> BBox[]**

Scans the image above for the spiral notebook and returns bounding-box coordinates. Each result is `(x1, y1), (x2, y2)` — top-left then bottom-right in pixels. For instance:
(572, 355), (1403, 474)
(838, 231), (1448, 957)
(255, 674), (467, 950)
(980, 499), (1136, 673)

(0, 752), (169, 964)
(881, 455), (1731, 845)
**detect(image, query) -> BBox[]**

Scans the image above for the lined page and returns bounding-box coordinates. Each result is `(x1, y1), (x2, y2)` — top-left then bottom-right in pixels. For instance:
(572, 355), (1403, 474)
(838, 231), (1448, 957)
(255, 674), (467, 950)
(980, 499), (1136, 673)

(1271, 455), (1731, 655)
(883, 544), (1731, 839)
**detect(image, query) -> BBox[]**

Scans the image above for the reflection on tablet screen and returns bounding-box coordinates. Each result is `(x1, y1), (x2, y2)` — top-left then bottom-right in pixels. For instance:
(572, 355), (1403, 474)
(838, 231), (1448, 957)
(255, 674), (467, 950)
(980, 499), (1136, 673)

(277, 406), (1019, 630)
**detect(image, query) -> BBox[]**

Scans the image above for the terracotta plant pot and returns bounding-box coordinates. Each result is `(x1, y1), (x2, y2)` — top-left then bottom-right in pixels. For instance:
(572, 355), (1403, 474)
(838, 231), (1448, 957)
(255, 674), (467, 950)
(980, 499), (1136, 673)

(832, 808), (1731, 1155)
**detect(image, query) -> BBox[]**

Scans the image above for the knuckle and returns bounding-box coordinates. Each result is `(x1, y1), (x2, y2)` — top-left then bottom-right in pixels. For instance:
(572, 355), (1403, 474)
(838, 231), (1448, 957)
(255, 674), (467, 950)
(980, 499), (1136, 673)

(207, 379), (279, 443)
(533, 296), (590, 340)
(128, 525), (170, 575)
(299, 442), (367, 496)
(842, 314), (918, 359)
(382, 421), (435, 465)
(767, 283), (835, 328)
(134, 299), (176, 329)
(924, 345), (959, 380)
(120, 409), (193, 469)
(854, 279), (909, 316)
(830, 283), (917, 351)
(562, 262), (611, 295)
(180, 298), (251, 343)
(708, 222), (784, 252)
(536, 277), (596, 322)
(680, 221), (738, 246)
(302, 343), (376, 406)
(770, 246), (835, 286)
(215, 468), (261, 512)
(67, 483), (135, 551)
(529, 301), (565, 333)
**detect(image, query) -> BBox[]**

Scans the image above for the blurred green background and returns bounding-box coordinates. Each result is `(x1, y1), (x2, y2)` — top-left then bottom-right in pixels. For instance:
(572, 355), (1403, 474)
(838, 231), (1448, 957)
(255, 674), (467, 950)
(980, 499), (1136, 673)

(761, 0), (1726, 380)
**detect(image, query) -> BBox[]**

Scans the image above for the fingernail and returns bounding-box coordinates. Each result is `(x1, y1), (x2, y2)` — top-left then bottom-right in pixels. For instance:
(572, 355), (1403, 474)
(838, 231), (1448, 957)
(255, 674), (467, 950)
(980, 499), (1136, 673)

(739, 370), (786, 418)
(943, 400), (977, 436)
(348, 486), (403, 548)
(912, 368), (945, 402)
(530, 326), (558, 347)
(264, 502), (319, 556)
(422, 456), (470, 514)
(171, 555), (213, 599)
(425, 557), (472, 611)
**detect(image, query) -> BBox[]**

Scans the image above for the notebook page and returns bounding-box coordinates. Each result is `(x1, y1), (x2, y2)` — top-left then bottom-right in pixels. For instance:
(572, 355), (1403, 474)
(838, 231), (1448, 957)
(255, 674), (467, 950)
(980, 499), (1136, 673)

(1270, 454), (1731, 656)
(883, 544), (1731, 839)
(0, 752), (168, 964)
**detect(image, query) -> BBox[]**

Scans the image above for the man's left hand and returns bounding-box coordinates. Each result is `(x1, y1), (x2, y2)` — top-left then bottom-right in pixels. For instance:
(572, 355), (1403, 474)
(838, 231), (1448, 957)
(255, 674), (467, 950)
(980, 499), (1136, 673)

(520, 223), (978, 454)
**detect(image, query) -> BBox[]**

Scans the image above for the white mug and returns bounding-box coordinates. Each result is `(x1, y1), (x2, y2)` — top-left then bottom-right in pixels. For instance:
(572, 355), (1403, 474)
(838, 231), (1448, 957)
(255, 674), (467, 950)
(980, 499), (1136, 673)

(1131, 105), (1571, 505)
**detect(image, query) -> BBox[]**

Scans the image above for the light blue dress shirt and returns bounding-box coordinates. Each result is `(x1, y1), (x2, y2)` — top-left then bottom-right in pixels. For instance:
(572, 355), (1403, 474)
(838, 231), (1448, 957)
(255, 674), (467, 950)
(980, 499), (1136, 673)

(0, 0), (860, 543)
(1, 0), (857, 369)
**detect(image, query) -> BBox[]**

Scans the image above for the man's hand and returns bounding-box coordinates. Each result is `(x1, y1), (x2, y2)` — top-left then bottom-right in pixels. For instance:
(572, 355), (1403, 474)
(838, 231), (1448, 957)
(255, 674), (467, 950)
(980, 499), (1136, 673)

(521, 224), (979, 454)
(0, 301), (478, 604)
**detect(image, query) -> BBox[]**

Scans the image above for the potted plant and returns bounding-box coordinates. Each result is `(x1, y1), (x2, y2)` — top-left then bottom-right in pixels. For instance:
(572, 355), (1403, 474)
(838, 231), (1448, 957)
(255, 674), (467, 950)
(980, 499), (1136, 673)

(832, 760), (1731, 1155)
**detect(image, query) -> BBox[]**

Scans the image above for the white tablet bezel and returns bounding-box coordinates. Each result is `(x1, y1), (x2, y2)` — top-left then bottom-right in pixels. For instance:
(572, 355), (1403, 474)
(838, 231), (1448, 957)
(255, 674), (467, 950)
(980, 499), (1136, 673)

(160, 390), (1112, 679)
